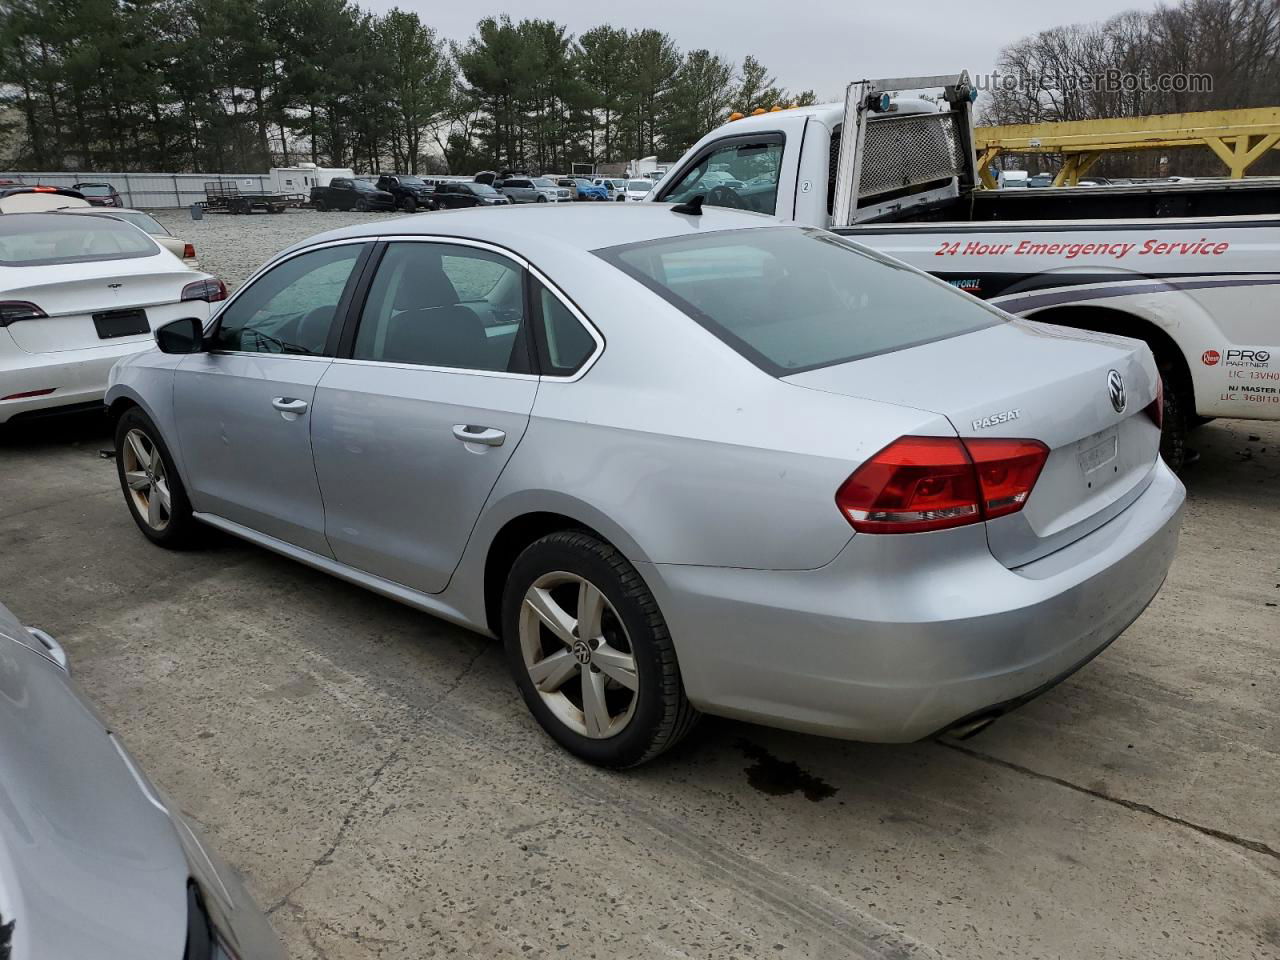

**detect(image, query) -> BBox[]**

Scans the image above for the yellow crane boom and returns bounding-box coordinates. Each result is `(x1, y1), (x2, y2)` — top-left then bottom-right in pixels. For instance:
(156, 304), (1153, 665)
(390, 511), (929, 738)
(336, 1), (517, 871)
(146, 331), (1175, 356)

(974, 107), (1280, 187)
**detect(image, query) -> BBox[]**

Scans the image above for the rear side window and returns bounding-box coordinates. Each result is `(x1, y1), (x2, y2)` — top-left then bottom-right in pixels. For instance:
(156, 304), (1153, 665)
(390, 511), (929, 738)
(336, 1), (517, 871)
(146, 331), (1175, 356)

(597, 227), (1002, 375)
(532, 280), (596, 375)
(353, 242), (530, 373)
(0, 212), (158, 265)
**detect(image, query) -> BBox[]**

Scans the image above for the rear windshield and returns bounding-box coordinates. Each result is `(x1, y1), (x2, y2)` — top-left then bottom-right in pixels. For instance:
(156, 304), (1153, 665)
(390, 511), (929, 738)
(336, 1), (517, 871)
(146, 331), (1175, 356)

(597, 227), (1003, 375)
(0, 212), (159, 266)
(470, 184), (499, 196)
(628, 181), (652, 192)
(88, 210), (168, 235)
(76, 184), (113, 196)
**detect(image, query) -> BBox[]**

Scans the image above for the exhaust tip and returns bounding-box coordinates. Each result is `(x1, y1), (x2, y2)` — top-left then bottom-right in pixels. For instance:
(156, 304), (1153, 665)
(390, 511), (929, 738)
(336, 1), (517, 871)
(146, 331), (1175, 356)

(944, 713), (999, 740)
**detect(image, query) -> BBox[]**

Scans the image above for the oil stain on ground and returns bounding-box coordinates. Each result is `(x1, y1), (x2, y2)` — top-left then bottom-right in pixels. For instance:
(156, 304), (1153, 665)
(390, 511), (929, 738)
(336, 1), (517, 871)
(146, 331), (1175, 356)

(737, 740), (837, 801)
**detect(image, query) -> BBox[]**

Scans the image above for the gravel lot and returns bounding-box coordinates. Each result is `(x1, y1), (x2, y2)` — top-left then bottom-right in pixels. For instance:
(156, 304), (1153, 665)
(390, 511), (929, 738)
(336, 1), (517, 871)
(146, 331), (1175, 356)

(152, 207), (410, 288)
(3, 216), (1279, 960)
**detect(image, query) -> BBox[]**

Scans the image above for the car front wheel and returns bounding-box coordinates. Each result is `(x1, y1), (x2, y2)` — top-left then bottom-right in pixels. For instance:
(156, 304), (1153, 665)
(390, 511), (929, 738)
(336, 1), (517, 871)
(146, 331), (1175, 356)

(402, 196), (417, 213)
(502, 531), (698, 767)
(115, 408), (200, 548)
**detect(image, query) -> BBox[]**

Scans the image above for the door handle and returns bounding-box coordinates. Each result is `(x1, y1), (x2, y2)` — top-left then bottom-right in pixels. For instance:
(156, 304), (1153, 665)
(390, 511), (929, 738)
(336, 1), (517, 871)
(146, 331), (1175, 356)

(272, 397), (309, 414)
(453, 424), (506, 447)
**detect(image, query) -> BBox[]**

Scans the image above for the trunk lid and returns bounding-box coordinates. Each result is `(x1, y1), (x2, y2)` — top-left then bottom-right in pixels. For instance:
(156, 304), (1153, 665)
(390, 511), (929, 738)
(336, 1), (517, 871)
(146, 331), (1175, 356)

(1, 263), (199, 353)
(785, 319), (1162, 566)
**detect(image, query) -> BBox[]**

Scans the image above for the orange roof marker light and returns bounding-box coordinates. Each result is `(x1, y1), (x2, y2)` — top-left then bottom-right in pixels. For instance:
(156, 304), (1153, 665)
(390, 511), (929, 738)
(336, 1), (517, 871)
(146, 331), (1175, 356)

(752, 108), (767, 116)
(770, 105), (783, 112)
(727, 111), (744, 122)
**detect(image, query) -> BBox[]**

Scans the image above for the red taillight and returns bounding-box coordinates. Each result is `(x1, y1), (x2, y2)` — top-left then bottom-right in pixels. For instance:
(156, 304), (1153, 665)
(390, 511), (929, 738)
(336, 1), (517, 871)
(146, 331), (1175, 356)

(1144, 375), (1164, 430)
(836, 435), (1050, 534)
(181, 277), (227, 303)
(182, 242), (196, 260)
(965, 437), (1052, 520)
(32, 185), (56, 193)
(0, 301), (47, 326)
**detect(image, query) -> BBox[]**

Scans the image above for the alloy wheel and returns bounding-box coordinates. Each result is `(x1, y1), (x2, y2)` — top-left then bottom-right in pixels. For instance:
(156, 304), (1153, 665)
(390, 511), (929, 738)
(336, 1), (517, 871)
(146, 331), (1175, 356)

(121, 428), (171, 531)
(518, 571), (639, 738)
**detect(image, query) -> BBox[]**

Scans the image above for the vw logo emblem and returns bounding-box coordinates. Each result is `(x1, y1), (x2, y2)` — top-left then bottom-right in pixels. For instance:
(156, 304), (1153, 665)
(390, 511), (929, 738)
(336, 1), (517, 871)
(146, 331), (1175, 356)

(1107, 370), (1126, 413)
(571, 639), (592, 665)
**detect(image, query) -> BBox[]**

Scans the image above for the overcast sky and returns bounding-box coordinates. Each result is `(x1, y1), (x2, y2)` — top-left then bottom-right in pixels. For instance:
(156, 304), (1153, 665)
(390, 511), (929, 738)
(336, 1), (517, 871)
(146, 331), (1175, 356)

(361, 0), (1163, 101)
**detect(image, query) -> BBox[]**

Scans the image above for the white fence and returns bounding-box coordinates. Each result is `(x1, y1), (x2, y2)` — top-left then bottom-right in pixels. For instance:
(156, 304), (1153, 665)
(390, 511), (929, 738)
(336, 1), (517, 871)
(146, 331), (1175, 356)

(0, 171), (273, 209)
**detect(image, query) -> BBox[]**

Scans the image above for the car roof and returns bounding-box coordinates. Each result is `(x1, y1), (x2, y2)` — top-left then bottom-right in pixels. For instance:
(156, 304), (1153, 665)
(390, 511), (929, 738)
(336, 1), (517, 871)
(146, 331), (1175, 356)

(285, 203), (780, 259)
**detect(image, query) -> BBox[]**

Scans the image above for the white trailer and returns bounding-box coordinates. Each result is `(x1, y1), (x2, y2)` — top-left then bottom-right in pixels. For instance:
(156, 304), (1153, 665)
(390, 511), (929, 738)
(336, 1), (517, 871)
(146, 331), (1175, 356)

(269, 164), (354, 195)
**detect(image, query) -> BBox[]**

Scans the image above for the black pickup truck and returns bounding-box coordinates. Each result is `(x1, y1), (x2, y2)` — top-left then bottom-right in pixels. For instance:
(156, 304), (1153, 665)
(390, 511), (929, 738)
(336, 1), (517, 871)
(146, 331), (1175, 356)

(374, 175), (438, 212)
(310, 177), (396, 212)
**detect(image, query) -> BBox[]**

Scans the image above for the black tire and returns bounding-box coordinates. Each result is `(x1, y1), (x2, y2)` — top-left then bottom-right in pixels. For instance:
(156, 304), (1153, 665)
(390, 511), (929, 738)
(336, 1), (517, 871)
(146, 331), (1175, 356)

(502, 531), (699, 768)
(536, 195), (548, 203)
(355, 199), (369, 212)
(114, 407), (201, 548)
(314, 200), (327, 212)
(402, 196), (417, 213)
(1155, 354), (1188, 472)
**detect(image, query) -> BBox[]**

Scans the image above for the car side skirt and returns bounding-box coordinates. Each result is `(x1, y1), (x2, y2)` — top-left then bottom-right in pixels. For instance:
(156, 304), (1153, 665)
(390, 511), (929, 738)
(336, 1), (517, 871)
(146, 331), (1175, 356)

(193, 513), (489, 636)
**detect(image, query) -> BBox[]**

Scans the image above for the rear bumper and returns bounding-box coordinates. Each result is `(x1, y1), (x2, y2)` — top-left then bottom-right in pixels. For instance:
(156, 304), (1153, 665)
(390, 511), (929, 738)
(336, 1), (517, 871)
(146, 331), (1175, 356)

(0, 331), (153, 423)
(642, 460), (1185, 742)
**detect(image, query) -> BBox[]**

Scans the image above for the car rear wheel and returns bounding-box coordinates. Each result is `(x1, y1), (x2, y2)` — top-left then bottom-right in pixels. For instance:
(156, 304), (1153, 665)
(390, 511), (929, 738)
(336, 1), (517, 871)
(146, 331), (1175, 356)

(402, 196), (417, 213)
(355, 199), (370, 212)
(115, 408), (200, 548)
(314, 199), (328, 212)
(502, 531), (698, 767)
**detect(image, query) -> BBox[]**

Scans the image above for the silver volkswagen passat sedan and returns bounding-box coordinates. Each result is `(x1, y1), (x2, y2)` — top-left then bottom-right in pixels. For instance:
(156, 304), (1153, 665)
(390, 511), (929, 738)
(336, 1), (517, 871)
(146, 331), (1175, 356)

(106, 205), (1185, 768)
(0, 600), (283, 959)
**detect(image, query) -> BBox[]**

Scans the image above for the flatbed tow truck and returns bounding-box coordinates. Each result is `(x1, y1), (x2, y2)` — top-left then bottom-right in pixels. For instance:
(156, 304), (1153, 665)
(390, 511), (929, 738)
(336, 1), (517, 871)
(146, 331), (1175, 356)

(652, 73), (1280, 467)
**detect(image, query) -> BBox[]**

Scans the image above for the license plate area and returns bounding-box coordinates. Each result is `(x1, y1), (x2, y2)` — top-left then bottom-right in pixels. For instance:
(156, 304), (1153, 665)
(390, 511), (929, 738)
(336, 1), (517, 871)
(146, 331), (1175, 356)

(93, 308), (149, 339)
(1077, 427), (1119, 475)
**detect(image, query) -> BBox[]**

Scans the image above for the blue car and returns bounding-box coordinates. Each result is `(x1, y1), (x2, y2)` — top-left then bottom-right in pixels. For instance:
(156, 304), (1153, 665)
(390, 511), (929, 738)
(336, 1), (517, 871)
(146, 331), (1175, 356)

(573, 177), (610, 201)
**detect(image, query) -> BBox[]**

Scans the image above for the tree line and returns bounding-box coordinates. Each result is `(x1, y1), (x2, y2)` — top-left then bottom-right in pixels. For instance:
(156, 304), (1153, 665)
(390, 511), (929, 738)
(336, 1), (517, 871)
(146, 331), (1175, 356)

(0, 0), (815, 174)
(981, 0), (1280, 177)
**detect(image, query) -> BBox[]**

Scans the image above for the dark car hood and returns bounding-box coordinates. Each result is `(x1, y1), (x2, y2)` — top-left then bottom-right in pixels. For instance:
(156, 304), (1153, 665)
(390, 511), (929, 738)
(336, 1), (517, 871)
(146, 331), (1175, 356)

(0, 606), (187, 960)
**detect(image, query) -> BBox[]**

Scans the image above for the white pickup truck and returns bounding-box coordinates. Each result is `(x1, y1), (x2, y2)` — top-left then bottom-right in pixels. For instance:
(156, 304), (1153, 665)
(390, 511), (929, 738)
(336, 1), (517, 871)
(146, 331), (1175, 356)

(650, 73), (1280, 467)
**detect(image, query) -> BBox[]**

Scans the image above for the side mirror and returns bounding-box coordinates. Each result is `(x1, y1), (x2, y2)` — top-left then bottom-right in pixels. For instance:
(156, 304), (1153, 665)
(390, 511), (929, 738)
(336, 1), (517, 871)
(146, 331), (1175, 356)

(156, 316), (205, 354)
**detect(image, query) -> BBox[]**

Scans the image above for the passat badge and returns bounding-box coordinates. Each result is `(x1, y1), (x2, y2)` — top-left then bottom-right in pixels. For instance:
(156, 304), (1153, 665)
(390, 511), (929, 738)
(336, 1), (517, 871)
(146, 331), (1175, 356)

(1107, 370), (1126, 413)
(971, 409), (1020, 430)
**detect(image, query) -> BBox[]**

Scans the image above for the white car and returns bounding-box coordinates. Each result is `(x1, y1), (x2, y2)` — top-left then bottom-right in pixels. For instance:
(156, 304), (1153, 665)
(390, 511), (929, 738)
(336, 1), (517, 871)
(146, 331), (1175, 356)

(0, 212), (224, 424)
(624, 179), (653, 202)
(62, 207), (200, 268)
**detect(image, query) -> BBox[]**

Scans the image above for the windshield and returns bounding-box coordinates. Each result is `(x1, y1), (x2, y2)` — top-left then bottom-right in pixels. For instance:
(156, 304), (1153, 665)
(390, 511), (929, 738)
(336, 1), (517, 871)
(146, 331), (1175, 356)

(628, 181), (652, 193)
(575, 179), (595, 188)
(352, 180), (378, 191)
(0, 212), (159, 266)
(76, 184), (113, 196)
(470, 183), (500, 197)
(597, 227), (1003, 376)
(398, 177), (426, 187)
(534, 178), (555, 188)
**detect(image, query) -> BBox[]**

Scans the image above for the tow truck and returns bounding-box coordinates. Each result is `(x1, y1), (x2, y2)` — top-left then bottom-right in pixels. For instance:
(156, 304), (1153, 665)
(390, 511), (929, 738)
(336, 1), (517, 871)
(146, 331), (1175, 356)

(651, 73), (1280, 467)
